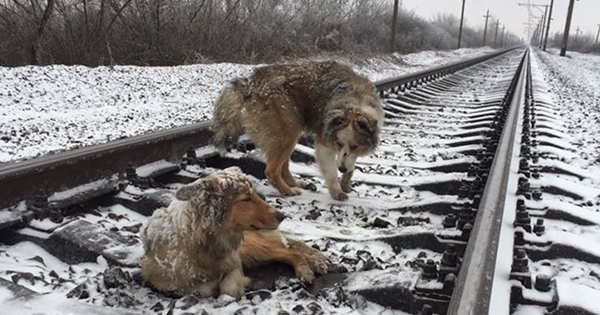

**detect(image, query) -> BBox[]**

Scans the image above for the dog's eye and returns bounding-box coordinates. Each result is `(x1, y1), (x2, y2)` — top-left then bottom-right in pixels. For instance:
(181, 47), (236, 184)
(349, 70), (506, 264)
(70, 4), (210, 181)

(241, 195), (252, 202)
(357, 119), (371, 133)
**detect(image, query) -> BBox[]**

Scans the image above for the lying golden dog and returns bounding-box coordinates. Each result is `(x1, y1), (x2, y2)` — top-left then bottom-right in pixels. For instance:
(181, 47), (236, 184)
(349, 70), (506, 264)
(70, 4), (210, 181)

(140, 167), (328, 298)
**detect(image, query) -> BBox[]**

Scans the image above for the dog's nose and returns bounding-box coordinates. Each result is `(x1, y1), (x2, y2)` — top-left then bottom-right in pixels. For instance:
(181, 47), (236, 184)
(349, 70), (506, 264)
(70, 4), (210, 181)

(275, 210), (287, 223)
(338, 165), (348, 173)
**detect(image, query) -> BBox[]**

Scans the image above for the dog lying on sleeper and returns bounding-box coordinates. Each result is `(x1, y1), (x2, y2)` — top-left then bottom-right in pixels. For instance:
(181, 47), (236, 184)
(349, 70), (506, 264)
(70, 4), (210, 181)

(212, 60), (384, 201)
(139, 167), (329, 298)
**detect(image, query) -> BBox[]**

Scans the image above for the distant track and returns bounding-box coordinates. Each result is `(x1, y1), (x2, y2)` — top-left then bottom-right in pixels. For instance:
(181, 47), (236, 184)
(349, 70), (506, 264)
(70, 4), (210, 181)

(3, 47), (594, 315)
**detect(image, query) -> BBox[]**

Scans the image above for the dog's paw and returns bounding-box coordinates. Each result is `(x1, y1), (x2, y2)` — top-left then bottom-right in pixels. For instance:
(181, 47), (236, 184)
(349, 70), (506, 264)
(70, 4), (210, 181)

(330, 190), (348, 201)
(282, 187), (302, 196)
(219, 282), (246, 299)
(340, 181), (353, 193)
(295, 264), (316, 284)
(308, 254), (330, 275)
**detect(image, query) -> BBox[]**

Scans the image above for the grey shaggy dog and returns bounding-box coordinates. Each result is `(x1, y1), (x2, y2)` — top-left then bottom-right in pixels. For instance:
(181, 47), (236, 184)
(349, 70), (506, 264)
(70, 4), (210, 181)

(212, 60), (384, 201)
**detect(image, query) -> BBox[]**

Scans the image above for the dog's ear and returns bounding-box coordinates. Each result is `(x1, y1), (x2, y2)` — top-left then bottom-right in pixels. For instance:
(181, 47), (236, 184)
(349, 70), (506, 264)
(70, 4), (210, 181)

(324, 110), (348, 142)
(175, 182), (201, 201)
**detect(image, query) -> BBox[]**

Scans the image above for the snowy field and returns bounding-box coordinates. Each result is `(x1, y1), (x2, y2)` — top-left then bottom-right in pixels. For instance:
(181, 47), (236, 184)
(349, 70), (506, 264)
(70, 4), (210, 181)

(0, 47), (494, 163)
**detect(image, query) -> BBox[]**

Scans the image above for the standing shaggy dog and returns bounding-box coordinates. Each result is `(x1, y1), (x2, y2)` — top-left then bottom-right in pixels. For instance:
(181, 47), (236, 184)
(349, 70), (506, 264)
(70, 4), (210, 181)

(212, 61), (384, 201)
(140, 167), (329, 298)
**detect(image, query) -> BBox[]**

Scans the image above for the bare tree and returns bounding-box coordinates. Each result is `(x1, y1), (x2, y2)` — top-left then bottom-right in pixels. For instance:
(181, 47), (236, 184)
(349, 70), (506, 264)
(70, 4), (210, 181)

(30, 0), (55, 64)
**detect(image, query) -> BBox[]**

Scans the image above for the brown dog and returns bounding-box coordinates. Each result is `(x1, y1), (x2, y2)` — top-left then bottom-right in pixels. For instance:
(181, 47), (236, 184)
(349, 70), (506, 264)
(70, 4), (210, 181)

(212, 61), (384, 201)
(140, 167), (328, 298)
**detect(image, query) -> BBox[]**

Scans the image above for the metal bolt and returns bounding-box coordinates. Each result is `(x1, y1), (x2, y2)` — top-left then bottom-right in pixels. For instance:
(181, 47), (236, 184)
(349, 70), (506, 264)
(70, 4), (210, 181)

(49, 207), (63, 224)
(532, 189), (542, 200)
(512, 249), (529, 273)
(517, 181), (530, 196)
(125, 162), (137, 182)
(519, 159), (529, 171)
(422, 259), (438, 279)
(442, 214), (457, 228)
(461, 223), (472, 240)
(441, 244), (458, 267)
(515, 206), (532, 233)
(31, 189), (49, 219)
(468, 163), (480, 177)
(534, 274), (552, 292)
(442, 273), (456, 295)
(530, 139), (538, 146)
(185, 146), (197, 165)
(514, 231), (525, 246)
(531, 152), (540, 164)
(458, 186), (469, 199)
(533, 218), (545, 236)
(457, 208), (473, 230)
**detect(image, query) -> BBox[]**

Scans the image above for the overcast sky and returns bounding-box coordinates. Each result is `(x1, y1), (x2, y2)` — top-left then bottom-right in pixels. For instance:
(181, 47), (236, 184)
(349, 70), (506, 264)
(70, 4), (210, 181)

(401, 0), (599, 41)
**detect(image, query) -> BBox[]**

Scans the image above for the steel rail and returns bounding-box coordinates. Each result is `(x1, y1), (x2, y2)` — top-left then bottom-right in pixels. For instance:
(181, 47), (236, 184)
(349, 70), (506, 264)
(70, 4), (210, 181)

(374, 47), (519, 93)
(0, 47), (521, 210)
(446, 49), (529, 315)
(0, 122), (213, 209)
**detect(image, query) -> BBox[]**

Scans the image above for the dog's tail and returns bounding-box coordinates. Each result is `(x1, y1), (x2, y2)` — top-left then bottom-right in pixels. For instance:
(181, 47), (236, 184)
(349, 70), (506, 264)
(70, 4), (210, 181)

(211, 79), (247, 155)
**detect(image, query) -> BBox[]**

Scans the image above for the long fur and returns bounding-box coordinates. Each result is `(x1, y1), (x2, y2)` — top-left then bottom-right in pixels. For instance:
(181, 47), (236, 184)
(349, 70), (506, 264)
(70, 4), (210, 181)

(140, 167), (328, 298)
(211, 61), (384, 201)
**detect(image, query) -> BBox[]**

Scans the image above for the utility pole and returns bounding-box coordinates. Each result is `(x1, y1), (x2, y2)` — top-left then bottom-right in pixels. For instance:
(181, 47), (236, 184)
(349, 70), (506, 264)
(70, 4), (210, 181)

(560, 0), (576, 56)
(596, 24), (600, 44)
(543, 0), (554, 51)
(483, 10), (491, 46)
(500, 25), (506, 47)
(494, 20), (500, 46)
(532, 22), (539, 45)
(390, 0), (399, 53)
(458, 0), (466, 49)
(538, 5), (548, 48)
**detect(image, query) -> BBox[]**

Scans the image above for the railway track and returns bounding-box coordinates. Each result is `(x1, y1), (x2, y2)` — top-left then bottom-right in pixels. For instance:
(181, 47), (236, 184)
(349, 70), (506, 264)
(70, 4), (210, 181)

(1, 47), (599, 315)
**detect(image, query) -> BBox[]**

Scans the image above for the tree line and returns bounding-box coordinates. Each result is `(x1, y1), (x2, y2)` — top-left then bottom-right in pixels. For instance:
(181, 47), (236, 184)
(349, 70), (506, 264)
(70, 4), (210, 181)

(0, 0), (517, 67)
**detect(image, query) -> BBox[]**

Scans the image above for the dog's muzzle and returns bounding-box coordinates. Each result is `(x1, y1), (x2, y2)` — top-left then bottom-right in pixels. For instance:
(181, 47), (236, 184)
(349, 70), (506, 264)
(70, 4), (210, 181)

(338, 165), (348, 173)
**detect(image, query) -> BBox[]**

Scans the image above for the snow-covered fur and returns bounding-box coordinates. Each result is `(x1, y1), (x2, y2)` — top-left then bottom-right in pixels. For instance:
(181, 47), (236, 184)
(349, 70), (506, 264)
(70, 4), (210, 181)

(212, 61), (384, 201)
(139, 167), (329, 298)
(140, 167), (283, 297)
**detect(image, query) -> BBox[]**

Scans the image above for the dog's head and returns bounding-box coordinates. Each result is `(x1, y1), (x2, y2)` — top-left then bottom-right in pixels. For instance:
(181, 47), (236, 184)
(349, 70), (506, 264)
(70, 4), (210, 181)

(175, 167), (285, 233)
(322, 98), (383, 173)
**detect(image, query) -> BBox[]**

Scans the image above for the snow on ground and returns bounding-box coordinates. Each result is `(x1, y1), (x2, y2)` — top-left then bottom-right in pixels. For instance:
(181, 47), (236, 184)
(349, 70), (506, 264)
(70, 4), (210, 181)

(527, 48), (600, 313)
(531, 49), (600, 194)
(6, 46), (600, 314)
(0, 47), (494, 164)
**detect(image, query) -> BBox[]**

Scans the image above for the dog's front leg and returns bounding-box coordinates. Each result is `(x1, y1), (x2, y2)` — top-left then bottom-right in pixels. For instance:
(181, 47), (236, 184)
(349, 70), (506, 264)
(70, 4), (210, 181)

(340, 170), (353, 193)
(219, 267), (250, 299)
(315, 142), (347, 201)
